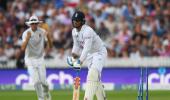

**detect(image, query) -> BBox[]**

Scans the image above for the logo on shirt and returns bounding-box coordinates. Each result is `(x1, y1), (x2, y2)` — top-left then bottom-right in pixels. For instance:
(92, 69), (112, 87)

(78, 41), (84, 49)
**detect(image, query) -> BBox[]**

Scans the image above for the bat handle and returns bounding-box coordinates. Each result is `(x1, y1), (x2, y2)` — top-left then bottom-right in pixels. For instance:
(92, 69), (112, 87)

(74, 77), (80, 89)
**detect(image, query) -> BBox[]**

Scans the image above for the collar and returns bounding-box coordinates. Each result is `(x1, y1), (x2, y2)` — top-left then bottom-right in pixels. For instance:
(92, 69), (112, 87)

(75, 25), (86, 36)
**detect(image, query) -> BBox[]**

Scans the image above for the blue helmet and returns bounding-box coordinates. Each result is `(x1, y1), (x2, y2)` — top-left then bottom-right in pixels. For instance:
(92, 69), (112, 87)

(72, 11), (85, 25)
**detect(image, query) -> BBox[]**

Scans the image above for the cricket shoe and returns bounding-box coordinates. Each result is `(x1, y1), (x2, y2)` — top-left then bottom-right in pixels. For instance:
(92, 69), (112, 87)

(45, 93), (51, 100)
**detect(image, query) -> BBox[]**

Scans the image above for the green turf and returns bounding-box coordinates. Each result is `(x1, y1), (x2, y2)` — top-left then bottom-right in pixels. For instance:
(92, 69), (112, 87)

(0, 90), (169, 100)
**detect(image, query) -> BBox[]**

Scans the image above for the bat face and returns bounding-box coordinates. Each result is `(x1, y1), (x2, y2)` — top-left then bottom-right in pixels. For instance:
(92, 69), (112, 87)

(72, 77), (80, 100)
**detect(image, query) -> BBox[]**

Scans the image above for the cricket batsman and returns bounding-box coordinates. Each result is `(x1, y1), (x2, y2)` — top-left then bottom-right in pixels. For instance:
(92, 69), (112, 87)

(67, 11), (107, 100)
(21, 15), (52, 100)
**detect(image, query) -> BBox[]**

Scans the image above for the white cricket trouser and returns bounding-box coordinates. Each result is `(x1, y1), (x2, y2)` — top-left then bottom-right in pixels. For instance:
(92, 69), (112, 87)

(84, 47), (107, 100)
(86, 47), (107, 73)
(26, 58), (51, 100)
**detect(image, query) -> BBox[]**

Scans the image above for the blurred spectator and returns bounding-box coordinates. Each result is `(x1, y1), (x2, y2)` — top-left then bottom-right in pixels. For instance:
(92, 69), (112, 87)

(159, 39), (170, 57)
(103, 14), (116, 34)
(0, 46), (8, 67)
(129, 45), (141, 59)
(97, 21), (111, 41)
(115, 24), (132, 45)
(0, 0), (169, 68)
(139, 38), (151, 57)
(88, 17), (96, 31)
(53, 23), (67, 49)
(132, 23), (147, 47)
(4, 43), (15, 59)
(0, 0), (7, 10)
(14, 47), (25, 69)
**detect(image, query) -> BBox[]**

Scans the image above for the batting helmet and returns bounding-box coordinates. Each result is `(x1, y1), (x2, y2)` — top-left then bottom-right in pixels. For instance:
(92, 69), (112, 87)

(72, 11), (85, 25)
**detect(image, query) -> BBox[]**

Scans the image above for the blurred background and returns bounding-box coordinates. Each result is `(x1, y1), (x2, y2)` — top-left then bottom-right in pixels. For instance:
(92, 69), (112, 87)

(0, 0), (170, 100)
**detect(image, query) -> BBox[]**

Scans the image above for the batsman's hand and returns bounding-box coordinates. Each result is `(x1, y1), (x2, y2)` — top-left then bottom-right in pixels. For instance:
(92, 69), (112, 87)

(67, 56), (81, 70)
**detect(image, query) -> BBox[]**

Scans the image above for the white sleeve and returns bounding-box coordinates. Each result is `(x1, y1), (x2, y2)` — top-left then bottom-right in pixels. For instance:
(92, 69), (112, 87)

(72, 30), (80, 56)
(41, 28), (47, 41)
(22, 31), (27, 43)
(79, 30), (93, 62)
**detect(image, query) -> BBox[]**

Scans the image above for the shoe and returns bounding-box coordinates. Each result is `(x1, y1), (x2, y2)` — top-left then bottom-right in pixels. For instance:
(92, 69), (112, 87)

(45, 92), (51, 100)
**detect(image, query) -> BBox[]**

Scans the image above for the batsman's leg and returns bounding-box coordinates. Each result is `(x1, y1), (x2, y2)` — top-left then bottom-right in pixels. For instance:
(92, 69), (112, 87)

(84, 81), (97, 100)
(84, 68), (100, 100)
(96, 83), (107, 100)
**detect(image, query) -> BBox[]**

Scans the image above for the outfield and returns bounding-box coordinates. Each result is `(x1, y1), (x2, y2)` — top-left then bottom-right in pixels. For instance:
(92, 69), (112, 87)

(0, 90), (169, 100)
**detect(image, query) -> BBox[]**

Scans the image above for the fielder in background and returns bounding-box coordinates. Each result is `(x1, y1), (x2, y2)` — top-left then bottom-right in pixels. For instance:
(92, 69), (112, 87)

(67, 11), (107, 100)
(21, 15), (52, 100)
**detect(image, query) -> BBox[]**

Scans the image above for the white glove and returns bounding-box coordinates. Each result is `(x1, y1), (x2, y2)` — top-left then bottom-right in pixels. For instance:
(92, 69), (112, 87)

(67, 56), (81, 70)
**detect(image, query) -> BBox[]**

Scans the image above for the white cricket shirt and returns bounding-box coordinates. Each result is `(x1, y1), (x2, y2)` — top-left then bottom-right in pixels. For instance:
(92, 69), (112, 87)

(72, 25), (106, 62)
(22, 27), (46, 60)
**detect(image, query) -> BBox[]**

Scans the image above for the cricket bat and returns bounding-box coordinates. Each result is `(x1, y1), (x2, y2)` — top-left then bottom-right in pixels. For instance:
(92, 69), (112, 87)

(72, 76), (80, 100)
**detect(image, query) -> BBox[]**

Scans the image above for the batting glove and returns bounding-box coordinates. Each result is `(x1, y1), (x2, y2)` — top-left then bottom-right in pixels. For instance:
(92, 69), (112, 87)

(67, 56), (81, 70)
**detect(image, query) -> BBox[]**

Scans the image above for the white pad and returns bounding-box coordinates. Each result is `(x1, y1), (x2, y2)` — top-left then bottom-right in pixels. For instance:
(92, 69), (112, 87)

(96, 83), (107, 100)
(84, 68), (106, 100)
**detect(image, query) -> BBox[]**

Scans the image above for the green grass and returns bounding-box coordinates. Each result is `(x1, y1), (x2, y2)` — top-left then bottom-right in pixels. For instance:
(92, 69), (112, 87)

(0, 90), (169, 100)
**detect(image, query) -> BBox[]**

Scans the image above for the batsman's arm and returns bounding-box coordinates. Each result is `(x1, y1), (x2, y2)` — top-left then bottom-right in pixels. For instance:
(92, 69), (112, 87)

(79, 33), (92, 63)
(72, 53), (79, 59)
(72, 32), (80, 59)
(21, 31), (31, 51)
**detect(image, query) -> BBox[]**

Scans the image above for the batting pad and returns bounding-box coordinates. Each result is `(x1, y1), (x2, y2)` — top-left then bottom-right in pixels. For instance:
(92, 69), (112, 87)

(84, 68), (106, 100)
